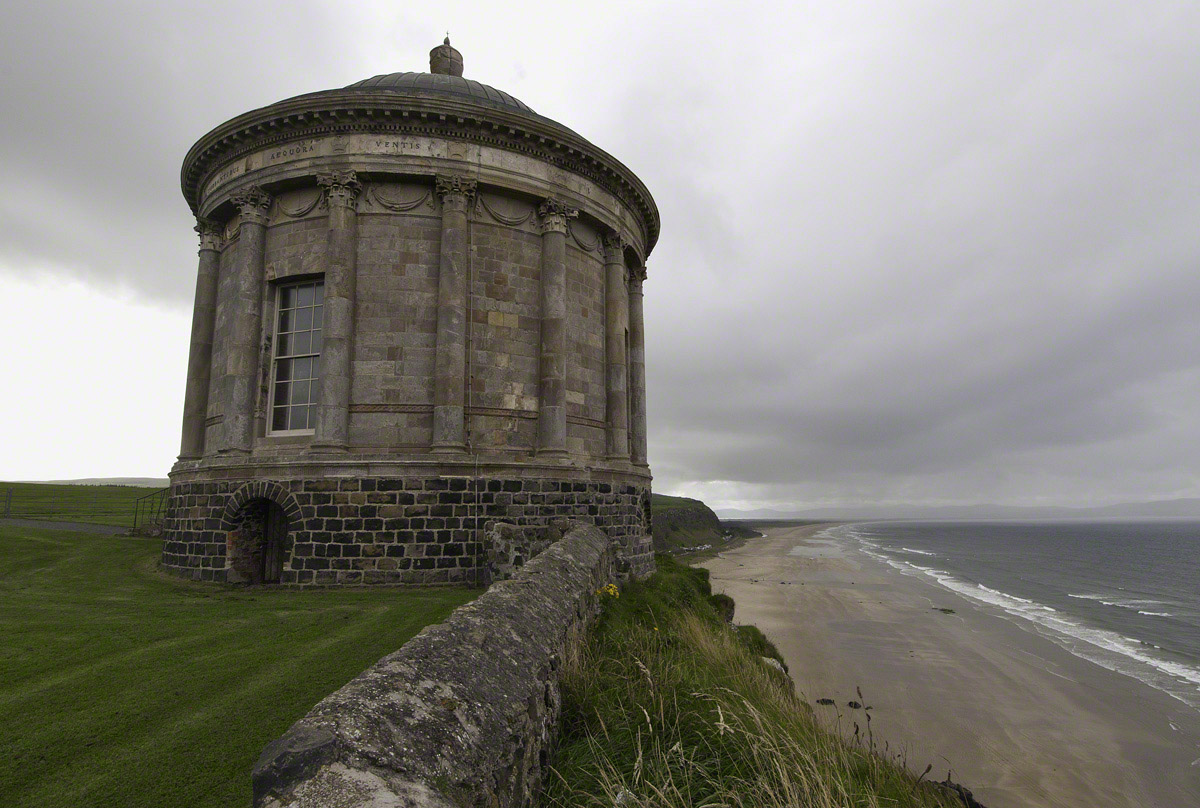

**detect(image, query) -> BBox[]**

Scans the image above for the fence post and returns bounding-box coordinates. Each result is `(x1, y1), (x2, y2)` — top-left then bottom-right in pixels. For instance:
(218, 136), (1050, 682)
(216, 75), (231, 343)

(3, 488), (10, 517)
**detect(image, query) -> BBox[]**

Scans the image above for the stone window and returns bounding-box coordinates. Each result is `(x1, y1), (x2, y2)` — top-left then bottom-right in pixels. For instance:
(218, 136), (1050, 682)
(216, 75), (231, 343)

(269, 280), (324, 433)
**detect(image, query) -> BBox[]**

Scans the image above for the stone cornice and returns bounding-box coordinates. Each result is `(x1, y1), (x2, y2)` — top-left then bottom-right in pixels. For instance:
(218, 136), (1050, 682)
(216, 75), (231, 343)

(181, 89), (659, 255)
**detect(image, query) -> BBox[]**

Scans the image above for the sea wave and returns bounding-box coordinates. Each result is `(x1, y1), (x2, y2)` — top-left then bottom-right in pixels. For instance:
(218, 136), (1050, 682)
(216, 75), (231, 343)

(1068, 593), (1174, 617)
(873, 557), (1200, 710)
(898, 547), (937, 556)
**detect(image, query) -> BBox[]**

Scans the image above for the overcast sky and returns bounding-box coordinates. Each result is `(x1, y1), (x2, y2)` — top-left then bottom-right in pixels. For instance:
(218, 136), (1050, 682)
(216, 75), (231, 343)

(2, 1), (1198, 510)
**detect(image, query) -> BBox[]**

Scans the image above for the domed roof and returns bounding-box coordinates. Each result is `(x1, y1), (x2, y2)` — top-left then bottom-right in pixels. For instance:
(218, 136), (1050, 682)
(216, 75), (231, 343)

(345, 72), (536, 116)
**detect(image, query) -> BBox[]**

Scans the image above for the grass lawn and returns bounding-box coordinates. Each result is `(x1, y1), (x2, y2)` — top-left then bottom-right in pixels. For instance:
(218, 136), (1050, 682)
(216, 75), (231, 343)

(0, 523), (477, 808)
(0, 482), (162, 528)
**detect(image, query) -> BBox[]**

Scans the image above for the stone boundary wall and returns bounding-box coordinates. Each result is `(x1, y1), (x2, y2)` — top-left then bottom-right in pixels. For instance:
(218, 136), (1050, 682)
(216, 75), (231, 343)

(162, 476), (652, 585)
(252, 522), (618, 808)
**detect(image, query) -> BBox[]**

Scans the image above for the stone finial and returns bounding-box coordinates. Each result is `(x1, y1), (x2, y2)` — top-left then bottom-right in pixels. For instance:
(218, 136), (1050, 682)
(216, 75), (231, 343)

(231, 186), (272, 227)
(430, 36), (464, 77)
(317, 170), (362, 209)
(537, 198), (579, 235)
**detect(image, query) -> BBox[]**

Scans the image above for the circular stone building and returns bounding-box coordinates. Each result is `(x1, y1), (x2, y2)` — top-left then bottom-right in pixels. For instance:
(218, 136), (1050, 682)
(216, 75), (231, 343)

(162, 40), (656, 586)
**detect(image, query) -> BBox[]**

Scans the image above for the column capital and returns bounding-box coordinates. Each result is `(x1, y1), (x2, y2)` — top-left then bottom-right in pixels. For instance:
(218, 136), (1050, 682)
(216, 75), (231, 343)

(601, 231), (627, 264)
(317, 170), (362, 209)
(231, 186), (272, 227)
(435, 174), (478, 213)
(537, 198), (578, 235)
(194, 217), (222, 252)
(629, 264), (648, 285)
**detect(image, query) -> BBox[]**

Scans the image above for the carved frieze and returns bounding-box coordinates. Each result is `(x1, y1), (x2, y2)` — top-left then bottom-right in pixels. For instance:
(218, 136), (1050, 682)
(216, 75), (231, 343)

(231, 186), (272, 227)
(275, 188), (324, 219)
(184, 106), (660, 255)
(366, 184), (433, 213)
(317, 170), (362, 209)
(569, 219), (602, 253)
(435, 175), (478, 213)
(475, 193), (535, 228)
(537, 198), (578, 235)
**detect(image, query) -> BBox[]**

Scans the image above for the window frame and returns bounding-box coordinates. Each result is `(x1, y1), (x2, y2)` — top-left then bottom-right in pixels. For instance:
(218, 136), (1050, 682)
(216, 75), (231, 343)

(266, 277), (325, 437)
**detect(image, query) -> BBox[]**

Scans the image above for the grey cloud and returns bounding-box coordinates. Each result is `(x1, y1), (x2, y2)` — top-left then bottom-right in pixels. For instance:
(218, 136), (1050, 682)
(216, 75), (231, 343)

(4, 1), (1199, 506)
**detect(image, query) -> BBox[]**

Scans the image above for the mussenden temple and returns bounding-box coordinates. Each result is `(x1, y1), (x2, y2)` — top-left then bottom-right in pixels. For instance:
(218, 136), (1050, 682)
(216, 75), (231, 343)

(161, 39), (658, 586)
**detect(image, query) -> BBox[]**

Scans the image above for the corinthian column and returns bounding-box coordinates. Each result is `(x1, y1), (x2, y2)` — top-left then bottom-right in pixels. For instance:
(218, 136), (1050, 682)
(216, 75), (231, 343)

(179, 218), (222, 459)
(628, 265), (648, 466)
(431, 175), (477, 453)
(535, 198), (577, 458)
(222, 186), (271, 454)
(312, 170), (361, 452)
(602, 232), (630, 460)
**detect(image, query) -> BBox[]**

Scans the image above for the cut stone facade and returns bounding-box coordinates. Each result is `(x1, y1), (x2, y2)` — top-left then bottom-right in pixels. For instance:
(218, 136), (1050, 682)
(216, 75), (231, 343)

(165, 41), (658, 585)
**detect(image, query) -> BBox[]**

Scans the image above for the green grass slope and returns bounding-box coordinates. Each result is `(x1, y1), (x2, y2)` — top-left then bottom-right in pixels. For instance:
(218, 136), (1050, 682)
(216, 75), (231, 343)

(540, 555), (961, 808)
(0, 481), (162, 528)
(0, 524), (475, 808)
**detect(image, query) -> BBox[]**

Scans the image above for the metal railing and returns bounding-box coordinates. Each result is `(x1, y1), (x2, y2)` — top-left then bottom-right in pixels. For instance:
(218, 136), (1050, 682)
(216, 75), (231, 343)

(132, 488), (169, 535)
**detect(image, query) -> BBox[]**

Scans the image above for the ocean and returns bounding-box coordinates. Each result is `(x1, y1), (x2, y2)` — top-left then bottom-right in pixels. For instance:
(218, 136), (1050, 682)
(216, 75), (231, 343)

(829, 520), (1200, 714)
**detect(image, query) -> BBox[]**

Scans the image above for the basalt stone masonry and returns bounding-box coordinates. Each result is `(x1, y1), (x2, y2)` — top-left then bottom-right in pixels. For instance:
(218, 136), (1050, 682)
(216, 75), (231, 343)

(163, 39), (658, 584)
(162, 474), (650, 585)
(252, 523), (618, 807)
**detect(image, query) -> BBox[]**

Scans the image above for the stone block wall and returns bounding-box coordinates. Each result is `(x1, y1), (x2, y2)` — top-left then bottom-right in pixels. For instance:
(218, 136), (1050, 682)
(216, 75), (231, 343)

(350, 200), (442, 449)
(161, 474), (652, 586)
(251, 523), (619, 808)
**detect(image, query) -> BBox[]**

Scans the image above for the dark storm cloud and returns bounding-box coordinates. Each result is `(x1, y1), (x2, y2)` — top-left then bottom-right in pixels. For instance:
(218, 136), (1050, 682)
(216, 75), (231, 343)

(3, 1), (1198, 506)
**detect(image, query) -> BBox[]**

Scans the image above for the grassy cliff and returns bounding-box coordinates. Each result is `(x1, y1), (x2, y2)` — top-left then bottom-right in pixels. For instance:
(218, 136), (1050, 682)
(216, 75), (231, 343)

(540, 555), (962, 807)
(651, 493), (757, 553)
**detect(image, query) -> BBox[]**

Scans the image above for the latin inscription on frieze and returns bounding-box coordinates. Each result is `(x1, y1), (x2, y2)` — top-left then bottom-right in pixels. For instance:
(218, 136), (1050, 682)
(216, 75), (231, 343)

(209, 161), (245, 189)
(265, 140), (319, 162)
(204, 135), (451, 198)
(371, 138), (434, 153)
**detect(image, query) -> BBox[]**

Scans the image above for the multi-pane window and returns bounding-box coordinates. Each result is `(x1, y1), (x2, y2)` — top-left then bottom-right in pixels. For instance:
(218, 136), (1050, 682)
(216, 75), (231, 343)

(270, 280), (323, 432)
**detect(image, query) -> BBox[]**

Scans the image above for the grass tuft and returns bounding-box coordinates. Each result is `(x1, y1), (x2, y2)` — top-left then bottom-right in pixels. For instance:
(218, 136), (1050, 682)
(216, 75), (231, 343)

(540, 555), (960, 807)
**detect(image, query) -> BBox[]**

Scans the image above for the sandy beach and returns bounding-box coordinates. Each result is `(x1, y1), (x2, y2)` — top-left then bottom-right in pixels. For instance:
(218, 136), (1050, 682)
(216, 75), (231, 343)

(701, 523), (1200, 808)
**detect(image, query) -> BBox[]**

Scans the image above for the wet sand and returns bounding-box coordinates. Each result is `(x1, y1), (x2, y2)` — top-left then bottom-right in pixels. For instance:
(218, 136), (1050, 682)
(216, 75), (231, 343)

(701, 523), (1200, 808)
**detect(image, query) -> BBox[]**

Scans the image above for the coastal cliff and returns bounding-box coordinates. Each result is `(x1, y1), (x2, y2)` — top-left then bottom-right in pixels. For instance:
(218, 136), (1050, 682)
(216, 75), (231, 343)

(651, 493), (756, 553)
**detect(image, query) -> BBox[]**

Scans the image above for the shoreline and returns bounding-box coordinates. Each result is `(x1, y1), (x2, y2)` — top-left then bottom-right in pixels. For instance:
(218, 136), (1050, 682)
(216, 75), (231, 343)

(700, 522), (1200, 808)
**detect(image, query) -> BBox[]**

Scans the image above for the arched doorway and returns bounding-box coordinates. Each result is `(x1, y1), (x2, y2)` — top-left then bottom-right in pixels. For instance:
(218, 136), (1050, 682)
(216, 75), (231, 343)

(226, 497), (290, 584)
